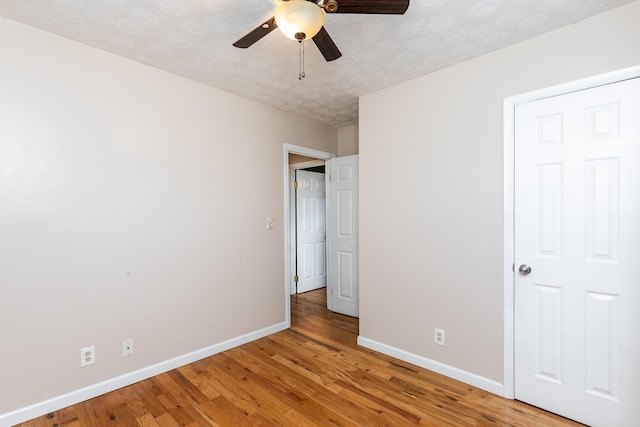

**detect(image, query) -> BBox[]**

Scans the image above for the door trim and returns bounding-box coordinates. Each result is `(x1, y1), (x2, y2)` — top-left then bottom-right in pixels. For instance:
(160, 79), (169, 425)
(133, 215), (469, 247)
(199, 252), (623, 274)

(283, 144), (335, 326)
(502, 65), (640, 399)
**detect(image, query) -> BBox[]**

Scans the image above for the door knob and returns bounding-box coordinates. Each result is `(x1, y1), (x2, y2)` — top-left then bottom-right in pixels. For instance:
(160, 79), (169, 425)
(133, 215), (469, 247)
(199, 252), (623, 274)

(518, 264), (532, 275)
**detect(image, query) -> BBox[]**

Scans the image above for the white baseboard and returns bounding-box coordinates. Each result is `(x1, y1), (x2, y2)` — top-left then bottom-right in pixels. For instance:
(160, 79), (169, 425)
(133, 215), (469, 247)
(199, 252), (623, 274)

(0, 321), (288, 427)
(357, 336), (504, 396)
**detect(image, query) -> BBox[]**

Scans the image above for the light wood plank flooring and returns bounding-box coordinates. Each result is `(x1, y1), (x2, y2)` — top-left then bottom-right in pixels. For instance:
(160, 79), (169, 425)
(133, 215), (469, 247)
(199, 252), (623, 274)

(16, 289), (583, 426)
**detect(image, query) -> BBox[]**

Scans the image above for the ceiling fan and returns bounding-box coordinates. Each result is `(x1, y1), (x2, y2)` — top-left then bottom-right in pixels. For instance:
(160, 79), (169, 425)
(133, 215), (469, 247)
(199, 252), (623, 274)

(233, 0), (410, 62)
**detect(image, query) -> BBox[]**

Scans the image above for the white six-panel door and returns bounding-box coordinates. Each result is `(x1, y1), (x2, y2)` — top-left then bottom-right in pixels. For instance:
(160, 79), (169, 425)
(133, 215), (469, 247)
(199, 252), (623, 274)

(328, 155), (359, 318)
(514, 78), (640, 426)
(295, 170), (327, 293)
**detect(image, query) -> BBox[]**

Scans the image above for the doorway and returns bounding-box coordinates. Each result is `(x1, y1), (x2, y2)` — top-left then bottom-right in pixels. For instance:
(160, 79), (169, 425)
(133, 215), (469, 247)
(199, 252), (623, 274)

(503, 66), (640, 426)
(292, 165), (327, 294)
(283, 144), (334, 327)
(283, 144), (360, 326)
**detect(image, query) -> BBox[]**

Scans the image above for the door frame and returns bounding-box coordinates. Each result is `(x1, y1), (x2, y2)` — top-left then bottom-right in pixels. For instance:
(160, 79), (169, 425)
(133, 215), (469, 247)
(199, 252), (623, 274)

(502, 64), (640, 399)
(283, 144), (335, 326)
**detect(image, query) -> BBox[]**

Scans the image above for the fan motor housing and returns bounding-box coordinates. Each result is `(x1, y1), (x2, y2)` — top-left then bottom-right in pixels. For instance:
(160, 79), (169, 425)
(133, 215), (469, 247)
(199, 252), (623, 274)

(325, 0), (338, 13)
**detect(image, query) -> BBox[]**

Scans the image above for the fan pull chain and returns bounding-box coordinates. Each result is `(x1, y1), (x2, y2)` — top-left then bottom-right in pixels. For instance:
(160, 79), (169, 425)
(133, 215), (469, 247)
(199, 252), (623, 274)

(298, 39), (305, 80)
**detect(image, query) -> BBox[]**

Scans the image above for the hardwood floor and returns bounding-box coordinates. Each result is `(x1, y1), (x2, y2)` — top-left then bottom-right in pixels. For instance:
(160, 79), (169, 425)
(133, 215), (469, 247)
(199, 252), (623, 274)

(16, 289), (583, 426)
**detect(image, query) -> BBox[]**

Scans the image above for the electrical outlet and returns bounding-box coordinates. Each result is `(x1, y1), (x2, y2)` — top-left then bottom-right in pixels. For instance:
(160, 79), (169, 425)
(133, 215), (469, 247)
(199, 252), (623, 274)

(434, 328), (445, 346)
(81, 345), (95, 367)
(122, 339), (134, 357)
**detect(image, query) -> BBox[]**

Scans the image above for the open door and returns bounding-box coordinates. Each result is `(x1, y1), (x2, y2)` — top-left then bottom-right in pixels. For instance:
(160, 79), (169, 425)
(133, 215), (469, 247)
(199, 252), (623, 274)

(295, 169), (327, 293)
(327, 155), (359, 317)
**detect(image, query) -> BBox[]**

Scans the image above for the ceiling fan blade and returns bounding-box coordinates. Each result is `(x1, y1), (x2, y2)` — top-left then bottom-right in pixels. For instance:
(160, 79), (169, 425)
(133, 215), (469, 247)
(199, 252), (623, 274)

(312, 27), (342, 62)
(232, 17), (277, 48)
(329, 0), (409, 14)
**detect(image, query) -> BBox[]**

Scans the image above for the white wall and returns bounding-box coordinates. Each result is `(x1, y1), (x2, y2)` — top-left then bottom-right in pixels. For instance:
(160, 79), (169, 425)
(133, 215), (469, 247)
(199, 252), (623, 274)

(337, 124), (359, 156)
(0, 16), (336, 418)
(359, 1), (640, 388)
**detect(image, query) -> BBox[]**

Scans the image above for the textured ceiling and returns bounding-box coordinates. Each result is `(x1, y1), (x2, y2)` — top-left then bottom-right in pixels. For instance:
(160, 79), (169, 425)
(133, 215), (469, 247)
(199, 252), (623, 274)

(0, 0), (634, 128)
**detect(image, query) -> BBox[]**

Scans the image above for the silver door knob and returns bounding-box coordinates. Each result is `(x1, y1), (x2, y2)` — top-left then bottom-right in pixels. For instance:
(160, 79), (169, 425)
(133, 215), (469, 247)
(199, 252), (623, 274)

(519, 264), (532, 275)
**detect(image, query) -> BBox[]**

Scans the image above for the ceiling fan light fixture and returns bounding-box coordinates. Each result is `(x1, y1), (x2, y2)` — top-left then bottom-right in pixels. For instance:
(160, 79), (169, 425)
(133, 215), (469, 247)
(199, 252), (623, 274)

(274, 0), (325, 41)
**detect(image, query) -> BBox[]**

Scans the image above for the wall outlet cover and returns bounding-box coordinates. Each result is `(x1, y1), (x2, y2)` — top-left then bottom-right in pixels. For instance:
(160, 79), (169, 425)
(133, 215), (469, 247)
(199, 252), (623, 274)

(123, 339), (134, 357)
(81, 345), (95, 367)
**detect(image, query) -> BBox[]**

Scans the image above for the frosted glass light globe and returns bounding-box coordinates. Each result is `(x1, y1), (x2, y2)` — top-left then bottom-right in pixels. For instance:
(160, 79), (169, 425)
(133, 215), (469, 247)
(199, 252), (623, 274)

(274, 0), (325, 41)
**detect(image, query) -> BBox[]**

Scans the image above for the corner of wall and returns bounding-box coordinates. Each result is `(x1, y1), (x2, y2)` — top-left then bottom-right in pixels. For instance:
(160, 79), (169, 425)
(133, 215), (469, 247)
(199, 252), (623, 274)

(337, 124), (359, 156)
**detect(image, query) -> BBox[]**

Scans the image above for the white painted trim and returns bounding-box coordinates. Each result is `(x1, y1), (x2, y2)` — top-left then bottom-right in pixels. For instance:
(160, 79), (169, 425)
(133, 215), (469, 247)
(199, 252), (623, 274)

(0, 321), (288, 426)
(289, 170), (297, 295)
(502, 64), (640, 400)
(358, 336), (504, 396)
(284, 144), (336, 160)
(283, 144), (335, 318)
(502, 99), (516, 399)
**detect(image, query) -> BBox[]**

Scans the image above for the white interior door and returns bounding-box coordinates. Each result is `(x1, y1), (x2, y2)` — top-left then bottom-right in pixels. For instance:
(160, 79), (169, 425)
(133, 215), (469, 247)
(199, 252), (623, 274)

(514, 78), (640, 426)
(295, 170), (326, 293)
(328, 155), (359, 317)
